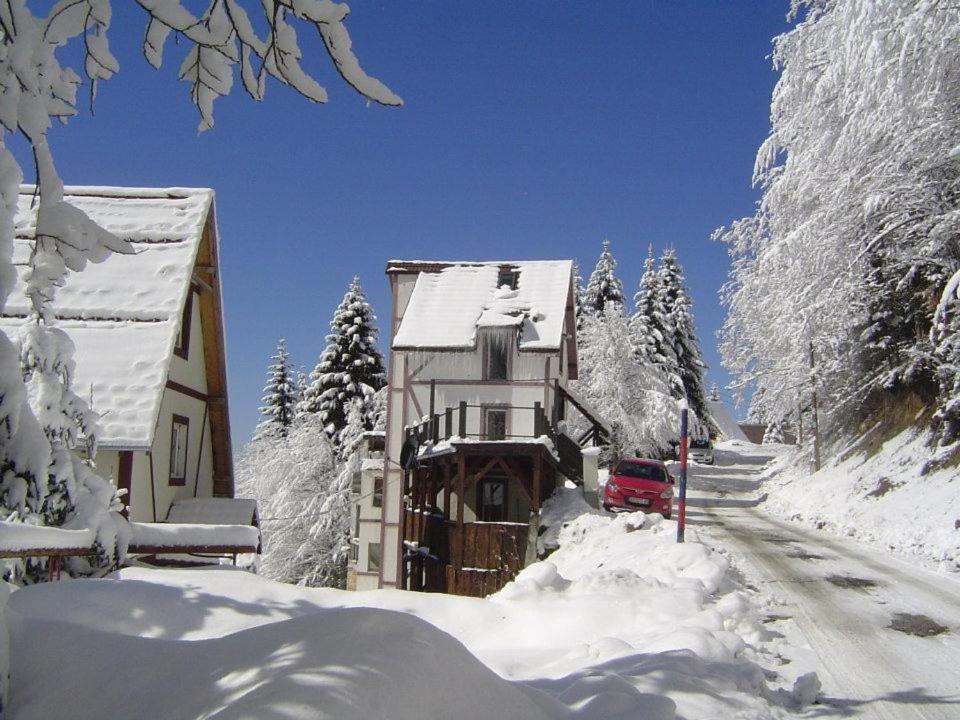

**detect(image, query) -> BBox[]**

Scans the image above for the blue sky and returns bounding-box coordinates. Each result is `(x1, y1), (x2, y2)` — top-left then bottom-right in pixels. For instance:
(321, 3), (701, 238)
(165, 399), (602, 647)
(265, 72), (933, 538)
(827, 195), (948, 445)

(29, 2), (790, 444)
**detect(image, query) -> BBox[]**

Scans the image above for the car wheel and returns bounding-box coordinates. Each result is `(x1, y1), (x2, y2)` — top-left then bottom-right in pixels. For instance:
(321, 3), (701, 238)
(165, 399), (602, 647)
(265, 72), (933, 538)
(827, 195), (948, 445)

(602, 503), (611, 512)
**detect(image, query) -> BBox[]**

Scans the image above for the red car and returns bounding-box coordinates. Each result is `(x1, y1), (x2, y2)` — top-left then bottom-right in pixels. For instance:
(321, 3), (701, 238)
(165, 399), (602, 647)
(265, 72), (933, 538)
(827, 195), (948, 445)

(602, 457), (674, 518)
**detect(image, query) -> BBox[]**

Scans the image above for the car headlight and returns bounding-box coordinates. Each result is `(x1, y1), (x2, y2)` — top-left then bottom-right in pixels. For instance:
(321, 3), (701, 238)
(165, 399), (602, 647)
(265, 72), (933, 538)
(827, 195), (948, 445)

(606, 482), (618, 493)
(660, 488), (673, 499)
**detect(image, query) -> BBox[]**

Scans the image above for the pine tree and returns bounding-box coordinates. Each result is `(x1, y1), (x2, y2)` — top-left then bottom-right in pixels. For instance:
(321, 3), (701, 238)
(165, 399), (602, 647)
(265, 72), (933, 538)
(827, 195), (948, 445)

(763, 420), (785, 445)
(632, 247), (679, 382)
(658, 249), (712, 430)
(583, 240), (624, 315)
(255, 338), (296, 439)
(300, 277), (386, 443)
(572, 260), (586, 333)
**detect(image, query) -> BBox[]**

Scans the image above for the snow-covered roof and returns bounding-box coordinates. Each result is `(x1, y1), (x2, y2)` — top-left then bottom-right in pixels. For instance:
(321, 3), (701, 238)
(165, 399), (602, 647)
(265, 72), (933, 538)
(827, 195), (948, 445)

(391, 260), (573, 351)
(1, 187), (214, 449)
(707, 399), (750, 442)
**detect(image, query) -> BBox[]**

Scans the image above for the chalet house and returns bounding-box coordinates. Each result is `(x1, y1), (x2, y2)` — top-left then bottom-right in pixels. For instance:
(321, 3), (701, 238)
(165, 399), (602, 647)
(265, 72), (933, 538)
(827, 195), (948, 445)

(0, 186), (234, 523)
(351, 259), (609, 597)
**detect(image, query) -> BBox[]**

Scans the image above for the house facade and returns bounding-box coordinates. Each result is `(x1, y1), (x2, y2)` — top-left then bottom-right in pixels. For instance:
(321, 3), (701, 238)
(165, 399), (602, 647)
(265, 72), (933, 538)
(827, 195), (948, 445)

(0, 187), (234, 523)
(350, 260), (608, 596)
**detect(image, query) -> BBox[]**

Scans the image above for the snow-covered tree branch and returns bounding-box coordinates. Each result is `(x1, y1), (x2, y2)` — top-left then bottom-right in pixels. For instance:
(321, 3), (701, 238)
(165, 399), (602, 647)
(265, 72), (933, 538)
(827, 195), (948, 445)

(717, 0), (960, 446)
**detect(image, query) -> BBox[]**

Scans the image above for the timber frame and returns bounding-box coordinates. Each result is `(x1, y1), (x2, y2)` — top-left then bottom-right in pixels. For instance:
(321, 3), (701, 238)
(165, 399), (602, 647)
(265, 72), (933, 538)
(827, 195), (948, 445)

(401, 441), (559, 597)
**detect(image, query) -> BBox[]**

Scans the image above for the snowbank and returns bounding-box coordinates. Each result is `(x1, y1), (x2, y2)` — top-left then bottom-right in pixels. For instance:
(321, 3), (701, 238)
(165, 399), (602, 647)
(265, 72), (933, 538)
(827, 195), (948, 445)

(5, 509), (807, 719)
(762, 428), (960, 568)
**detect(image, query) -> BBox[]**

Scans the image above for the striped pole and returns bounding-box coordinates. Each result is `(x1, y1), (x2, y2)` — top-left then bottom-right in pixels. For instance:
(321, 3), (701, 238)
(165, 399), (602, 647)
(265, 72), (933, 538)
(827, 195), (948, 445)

(677, 399), (688, 543)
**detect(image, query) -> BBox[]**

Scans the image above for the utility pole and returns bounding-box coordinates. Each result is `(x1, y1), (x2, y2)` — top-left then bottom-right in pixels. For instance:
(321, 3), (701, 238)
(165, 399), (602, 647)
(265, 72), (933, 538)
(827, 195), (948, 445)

(809, 341), (821, 472)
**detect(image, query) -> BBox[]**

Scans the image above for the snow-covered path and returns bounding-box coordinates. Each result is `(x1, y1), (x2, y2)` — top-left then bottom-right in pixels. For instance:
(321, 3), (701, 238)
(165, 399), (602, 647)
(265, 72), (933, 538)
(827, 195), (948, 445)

(687, 445), (960, 720)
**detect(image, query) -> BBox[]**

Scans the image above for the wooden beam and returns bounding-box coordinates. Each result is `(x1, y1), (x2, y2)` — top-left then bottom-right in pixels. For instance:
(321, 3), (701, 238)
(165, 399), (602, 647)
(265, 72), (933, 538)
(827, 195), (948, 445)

(443, 461), (451, 520)
(533, 453), (542, 512)
(457, 454), (466, 569)
(118, 450), (133, 518)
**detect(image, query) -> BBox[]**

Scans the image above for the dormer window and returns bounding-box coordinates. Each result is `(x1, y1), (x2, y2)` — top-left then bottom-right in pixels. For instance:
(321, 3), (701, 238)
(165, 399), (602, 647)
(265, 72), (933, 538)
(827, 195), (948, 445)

(497, 267), (519, 290)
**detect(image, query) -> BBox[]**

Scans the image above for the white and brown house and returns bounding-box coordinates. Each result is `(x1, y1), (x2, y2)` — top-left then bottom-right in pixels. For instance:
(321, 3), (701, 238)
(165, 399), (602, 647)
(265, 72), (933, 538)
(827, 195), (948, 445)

(0, 186), (235, 523)
(351, 259), (609, 597)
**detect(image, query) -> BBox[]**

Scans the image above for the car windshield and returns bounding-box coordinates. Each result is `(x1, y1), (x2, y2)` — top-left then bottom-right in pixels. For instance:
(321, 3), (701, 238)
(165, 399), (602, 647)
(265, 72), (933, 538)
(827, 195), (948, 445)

(614, 461), (666, 482)
(690, 439), (711, 449)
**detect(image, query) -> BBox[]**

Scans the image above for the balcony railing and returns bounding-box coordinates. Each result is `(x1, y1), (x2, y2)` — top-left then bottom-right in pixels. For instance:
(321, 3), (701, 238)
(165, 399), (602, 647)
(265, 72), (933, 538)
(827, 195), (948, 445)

(406, 399), (557, 445)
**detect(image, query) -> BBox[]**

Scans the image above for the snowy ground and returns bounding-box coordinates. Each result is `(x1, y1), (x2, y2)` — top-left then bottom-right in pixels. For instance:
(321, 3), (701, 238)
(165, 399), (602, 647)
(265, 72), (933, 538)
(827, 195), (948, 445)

(756, 430), (960, 570)
(686, 442), (960, 720)
(2, 498), (814, 720)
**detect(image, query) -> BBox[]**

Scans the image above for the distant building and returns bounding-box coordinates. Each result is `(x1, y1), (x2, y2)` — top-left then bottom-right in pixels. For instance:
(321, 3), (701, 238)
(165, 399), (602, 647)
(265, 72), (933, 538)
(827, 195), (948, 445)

(351, 259), (609, 597)
(1, 187), (235, 522)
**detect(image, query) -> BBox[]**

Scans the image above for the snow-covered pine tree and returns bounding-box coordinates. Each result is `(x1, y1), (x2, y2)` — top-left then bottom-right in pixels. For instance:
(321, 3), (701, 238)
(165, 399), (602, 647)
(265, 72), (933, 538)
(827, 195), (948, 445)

(762, 420), (785, 445)
(572, 260), (586, 332)
(658, 249), (712, 429)
(300, 277), (386, 443)
(632, 247), (681, 392)
(255, 338), (296, 439)
(583, 240), (625, 316)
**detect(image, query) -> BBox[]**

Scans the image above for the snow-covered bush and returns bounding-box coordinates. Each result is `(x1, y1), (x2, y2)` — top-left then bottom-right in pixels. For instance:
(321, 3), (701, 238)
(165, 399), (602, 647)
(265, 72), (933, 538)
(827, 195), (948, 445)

(575, 305), (679, 459)
(236, 412), (356, 588)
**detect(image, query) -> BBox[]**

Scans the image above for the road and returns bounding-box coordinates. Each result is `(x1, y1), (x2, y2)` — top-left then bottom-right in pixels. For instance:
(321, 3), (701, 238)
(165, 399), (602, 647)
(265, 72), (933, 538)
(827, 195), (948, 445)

(684, 444), (960, 720)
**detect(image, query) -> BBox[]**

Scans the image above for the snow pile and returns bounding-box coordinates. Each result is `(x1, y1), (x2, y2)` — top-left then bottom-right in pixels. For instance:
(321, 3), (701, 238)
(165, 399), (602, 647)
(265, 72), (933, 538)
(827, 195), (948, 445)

(3, 507), (810, 719)
(536, 484), (599, 555)
(762, 427), (960, 568)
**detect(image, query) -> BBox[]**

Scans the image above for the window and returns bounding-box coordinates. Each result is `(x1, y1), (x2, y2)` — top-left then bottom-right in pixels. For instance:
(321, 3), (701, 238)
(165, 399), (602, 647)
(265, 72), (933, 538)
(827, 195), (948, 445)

(173, 291), (194, 360)
(485, 408), (507, 440)
(373, 476), (383, 507)
(485, 338), (509, 380)
(477, 477), (507, 522)
(368, 542), (381, 571)
(351, 470), (362, 495)
(497, 267), (519, 289)
(169, 415), (189, 485)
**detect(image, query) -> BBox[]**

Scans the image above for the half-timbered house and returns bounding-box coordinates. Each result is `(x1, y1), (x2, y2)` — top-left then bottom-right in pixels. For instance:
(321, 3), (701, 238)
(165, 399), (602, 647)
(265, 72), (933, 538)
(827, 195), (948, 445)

(352, 259), (609, 596)
(0, 186), (235, 523)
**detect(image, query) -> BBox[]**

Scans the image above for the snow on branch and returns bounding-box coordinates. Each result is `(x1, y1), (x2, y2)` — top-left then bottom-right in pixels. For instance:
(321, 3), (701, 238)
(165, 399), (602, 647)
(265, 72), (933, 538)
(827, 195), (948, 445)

(136, 0), (402, 130)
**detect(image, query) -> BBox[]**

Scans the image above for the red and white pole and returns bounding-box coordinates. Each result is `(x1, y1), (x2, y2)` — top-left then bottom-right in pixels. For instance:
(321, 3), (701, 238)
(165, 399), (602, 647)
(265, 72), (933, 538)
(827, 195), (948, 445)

(677, 399), (688, 543)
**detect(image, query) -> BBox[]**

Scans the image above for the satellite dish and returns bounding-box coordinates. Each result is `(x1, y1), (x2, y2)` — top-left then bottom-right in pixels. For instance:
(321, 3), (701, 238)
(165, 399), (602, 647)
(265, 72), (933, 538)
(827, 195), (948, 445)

(400, 434), (420, 471)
